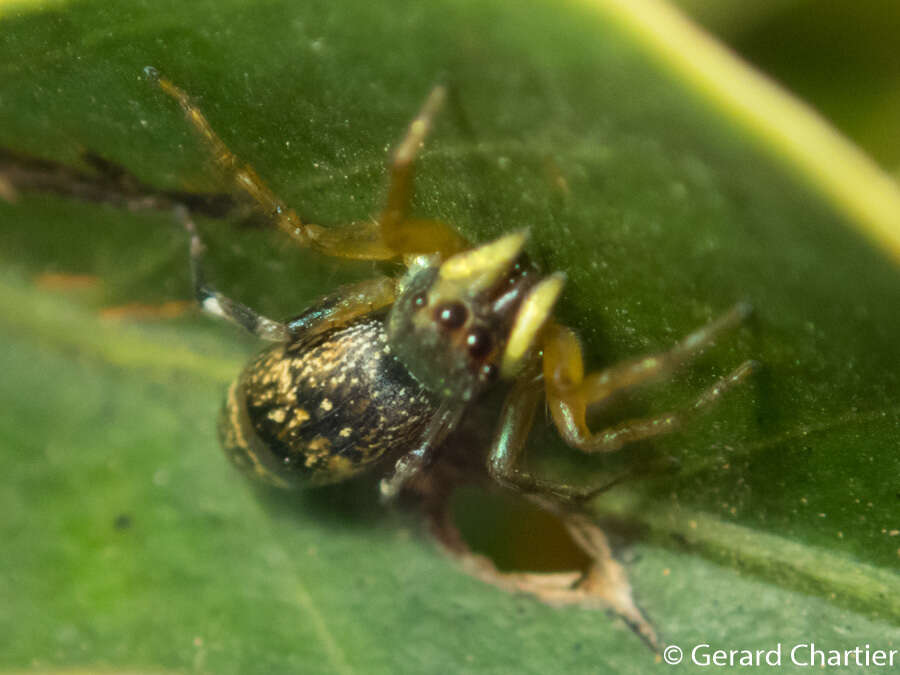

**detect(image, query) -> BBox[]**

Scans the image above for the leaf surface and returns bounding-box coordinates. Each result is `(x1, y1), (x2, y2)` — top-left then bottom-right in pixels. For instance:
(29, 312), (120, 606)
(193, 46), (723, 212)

(1, 0), (898, 671)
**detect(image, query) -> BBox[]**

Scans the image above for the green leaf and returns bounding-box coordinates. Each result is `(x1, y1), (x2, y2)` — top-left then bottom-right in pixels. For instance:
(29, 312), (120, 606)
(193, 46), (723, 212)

(675, 0), (900, 171)
(1, 0), (898, 672)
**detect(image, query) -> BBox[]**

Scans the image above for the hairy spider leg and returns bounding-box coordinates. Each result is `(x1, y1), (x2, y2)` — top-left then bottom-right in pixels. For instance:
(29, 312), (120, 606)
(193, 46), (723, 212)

(177, 207), (397, 340)
(542, 303), (758, 453)
(486, 371), (633, 505)
(379, 85), (467, 256)
(147, 68), (315, 249)
(149, 68), (463, 260)
(288, 83), (467, 260)
(486, 305), (756, 504)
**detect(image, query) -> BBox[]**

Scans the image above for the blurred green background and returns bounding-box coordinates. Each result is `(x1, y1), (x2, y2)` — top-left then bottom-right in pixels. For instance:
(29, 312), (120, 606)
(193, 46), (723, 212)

(677, 0), (900, 173)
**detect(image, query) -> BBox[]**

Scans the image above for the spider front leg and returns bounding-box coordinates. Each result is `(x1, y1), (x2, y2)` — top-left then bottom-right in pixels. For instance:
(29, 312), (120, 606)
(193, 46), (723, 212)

(305, 84), (467, 259)
(542, 305), (758, 454)
(378, 85), (467, 256)
(147, 68), (320, 250)
(149, 68), (463, 260)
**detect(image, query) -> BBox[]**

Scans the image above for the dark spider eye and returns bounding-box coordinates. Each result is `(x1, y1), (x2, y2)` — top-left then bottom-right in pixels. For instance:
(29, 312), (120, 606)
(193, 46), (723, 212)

(434, 301), (468, 330)
(465, 327), (492, 360)
(412, 293), (428, 308)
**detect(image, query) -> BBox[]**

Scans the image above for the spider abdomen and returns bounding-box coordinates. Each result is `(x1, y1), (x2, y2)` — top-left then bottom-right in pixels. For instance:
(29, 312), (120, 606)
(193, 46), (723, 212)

(219, 316), (438, 487)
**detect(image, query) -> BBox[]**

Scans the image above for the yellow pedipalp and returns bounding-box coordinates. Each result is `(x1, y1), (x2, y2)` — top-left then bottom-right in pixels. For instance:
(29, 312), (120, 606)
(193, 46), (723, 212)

(501, 272), (565, 377)
(438, 230), (528, 293)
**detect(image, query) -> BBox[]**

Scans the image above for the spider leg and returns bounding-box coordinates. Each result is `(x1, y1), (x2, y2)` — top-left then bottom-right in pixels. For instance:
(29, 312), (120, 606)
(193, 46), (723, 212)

(308, 84), (467, 260)
(178, 207), (288, 341)
(178, 207), (397, 340)
(485, 371), (632, 505)
(380, 402), (464, 501)
(378, 85), (467, 256)
(283, 277), (397, 340)
(149, 69), (464, 260)
(148, 68), (323, 250)
(542, 304), (757, 453)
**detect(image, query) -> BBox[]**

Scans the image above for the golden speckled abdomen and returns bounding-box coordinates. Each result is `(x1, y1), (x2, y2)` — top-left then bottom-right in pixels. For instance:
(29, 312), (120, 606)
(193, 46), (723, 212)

(219, 316), (438, 487)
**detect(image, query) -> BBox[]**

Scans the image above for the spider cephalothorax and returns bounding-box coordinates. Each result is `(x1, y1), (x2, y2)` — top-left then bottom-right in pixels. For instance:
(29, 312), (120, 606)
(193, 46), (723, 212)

(388, 232), (564, 403)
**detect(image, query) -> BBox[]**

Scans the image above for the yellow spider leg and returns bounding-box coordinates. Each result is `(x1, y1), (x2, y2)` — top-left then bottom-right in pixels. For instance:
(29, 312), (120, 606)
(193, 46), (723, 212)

(542, 305), (756, 453)
(318, 86), (467, 259)
(148, 68), (464, 260)
(377, 86), (467, 257)
(146, 67), (321, 249)
(486, 370), (632, 503)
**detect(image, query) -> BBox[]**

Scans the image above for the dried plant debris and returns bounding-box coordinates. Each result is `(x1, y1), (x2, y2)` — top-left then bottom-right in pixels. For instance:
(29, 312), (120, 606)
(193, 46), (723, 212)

(412, 465), (660, 651)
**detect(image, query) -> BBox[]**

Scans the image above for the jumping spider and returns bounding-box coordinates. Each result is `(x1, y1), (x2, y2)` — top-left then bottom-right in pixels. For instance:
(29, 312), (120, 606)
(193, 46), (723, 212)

(147, 68), (756, 506)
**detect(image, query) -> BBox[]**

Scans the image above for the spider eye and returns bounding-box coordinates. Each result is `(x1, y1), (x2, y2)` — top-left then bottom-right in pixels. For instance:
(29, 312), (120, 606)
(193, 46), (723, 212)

(465, 327), (492, 360)
(412, 292), (428, 308)
(434, 301), (468, 330)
